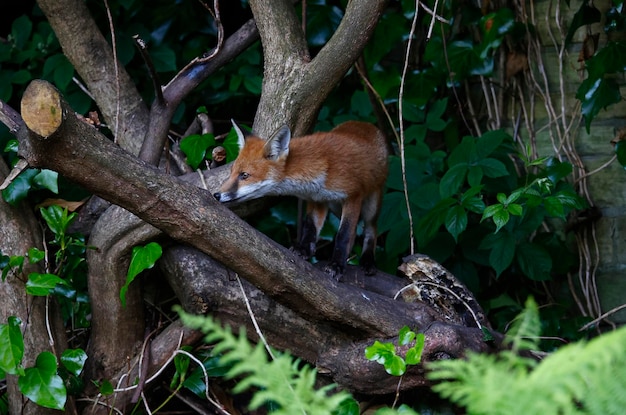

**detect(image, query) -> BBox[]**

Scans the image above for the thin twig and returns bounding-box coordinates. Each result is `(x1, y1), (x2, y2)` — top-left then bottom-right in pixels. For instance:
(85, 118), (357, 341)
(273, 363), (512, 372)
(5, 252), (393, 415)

(397, 0), (421, 255)
(103, 0), (121, 142)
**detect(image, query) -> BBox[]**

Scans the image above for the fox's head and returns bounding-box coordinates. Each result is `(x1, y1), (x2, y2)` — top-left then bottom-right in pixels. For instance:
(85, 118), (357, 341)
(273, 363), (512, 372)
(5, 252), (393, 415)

(213, 120), (291, 203)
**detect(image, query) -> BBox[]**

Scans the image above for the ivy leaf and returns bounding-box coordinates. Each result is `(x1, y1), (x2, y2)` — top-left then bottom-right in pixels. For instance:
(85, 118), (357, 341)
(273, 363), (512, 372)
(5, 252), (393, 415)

(33, 169), (59, 194)
(18, 351), (66, 410)
(334, 397), (360, 415)
(576, 77), (622, 133)
(60, 349), (88, 377)
(180, 133), (217, 170)
(616, 141), (626, 168)
(0, 317), (24, 376)
(223, 125), (246, 163)
(120, 242), (163, 307)
(586, 41), (626, 78)
(565, 2), (601, 46)
(26, 273), (68, 296)
(1, 168), (38, 205)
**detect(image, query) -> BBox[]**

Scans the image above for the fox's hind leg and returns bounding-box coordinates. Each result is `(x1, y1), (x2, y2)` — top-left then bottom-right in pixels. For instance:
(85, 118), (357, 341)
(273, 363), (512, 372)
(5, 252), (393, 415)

(359, 190), (382, 275)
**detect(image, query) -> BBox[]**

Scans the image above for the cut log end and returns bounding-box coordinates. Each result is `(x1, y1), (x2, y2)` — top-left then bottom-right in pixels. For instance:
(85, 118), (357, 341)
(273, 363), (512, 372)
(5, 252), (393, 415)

(21, 79), (63, 138)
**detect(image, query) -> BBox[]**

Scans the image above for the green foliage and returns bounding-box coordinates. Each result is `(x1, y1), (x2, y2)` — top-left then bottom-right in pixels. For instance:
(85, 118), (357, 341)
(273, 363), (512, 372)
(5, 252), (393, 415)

(120, 241), (162, 307)
(0, 203), (91, 410)
(428, 298), (626, 415)
(177, 308), (353, 414)
(177, 308), (423, 414)
(1, 165), (59, 206)
(365, 326), (425, 376)
(0, 12), (91, 113)
(0, 317), (87, 410)
(574, 1), (626, 136)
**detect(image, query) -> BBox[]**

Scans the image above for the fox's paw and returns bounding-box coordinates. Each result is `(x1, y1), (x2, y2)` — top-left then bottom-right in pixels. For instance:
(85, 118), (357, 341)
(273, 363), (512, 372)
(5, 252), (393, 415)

(324, 262), (344, 281)
(290, 245), (311, 260)
(360, 252), (377, 276)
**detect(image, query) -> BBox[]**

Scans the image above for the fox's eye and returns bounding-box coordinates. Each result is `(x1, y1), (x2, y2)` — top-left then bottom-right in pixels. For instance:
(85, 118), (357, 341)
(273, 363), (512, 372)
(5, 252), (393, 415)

(239, 172), (250, 180)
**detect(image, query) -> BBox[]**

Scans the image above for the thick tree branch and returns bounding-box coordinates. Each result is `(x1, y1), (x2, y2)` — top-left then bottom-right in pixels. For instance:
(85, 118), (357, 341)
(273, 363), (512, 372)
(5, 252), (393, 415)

(17, 80), (432, 338)
(36, 0), (149, 155)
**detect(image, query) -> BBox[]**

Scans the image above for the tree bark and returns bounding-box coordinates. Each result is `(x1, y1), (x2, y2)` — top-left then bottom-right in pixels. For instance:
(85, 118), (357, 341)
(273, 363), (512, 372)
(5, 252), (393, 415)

(250, 0), (389, 137)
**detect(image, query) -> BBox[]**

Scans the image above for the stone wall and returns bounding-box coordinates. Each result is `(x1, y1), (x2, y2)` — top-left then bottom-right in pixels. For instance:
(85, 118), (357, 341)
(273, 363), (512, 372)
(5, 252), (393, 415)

(522, 0), (626, 323)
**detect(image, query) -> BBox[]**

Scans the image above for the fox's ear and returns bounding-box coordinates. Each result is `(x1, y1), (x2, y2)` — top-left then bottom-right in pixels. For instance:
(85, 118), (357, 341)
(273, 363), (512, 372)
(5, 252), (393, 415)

(231, 119), (248, 151)
(264, 125), (291, 161)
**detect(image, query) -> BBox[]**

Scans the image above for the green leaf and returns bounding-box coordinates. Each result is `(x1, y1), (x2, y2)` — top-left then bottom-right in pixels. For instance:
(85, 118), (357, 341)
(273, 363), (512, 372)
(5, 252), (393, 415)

(43, 54), (74, 90)
(18, 352), (66, 410)
(26, 273), (67, 296)
(586, 41), (626, 78)
(120, 242), (163, 307)
(616, 141), (626, 168)
(492, 208), (510, 232)
(33, 169), (59, 193)
(1, 168), (38, 205)
(517, 242), (552, 281)
(481, 232), (516, 277)
(60, 349), (87, 377)
(11, 15), (32, 49)
(477, 158), (508, 178)
(445, 204), (468, 242)
(98, 380), (114, 396)
(223, 125), (246, 163)
(334, 397), (360, 415)
(40, 205), (75, 239)
(3, 139), (19, 153)
(172, 349), (191, 387)
(576, 77), (622, 133)
(398, 326), (415, 346)
(180, 133), (217, 170)
(440, 164), (468, 198)
(476, 130), (508, 158)
(27, 247), (45, 263)
(405, 333), (425, 365)
(565, 2), (602, 46)
(0, 317), (25, 375)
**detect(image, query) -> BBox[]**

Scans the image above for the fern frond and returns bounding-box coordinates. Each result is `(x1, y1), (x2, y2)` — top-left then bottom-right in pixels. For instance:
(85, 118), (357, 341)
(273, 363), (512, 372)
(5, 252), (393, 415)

(428, 300), (626, 415)
(504, 296), (541, 353)
(177, 308), (350, 414)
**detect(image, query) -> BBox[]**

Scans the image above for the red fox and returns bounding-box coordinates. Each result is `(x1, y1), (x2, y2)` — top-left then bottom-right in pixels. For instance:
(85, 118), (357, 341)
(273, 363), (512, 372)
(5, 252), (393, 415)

(214, 120), (389, 278)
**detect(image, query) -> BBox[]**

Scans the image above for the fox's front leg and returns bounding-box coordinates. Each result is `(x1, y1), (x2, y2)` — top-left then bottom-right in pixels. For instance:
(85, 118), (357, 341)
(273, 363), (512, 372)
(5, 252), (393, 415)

(294, 202), (327, 259)
(326, 198), (361, 280)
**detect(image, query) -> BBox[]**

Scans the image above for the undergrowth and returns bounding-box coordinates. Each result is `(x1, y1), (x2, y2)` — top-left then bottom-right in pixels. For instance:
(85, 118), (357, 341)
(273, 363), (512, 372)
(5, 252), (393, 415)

(178, 298), (626, 415)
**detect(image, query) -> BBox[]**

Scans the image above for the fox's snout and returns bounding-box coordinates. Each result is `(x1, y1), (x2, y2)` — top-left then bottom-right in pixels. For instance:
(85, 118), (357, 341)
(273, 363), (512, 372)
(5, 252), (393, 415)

(213, 192), (222, 201)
